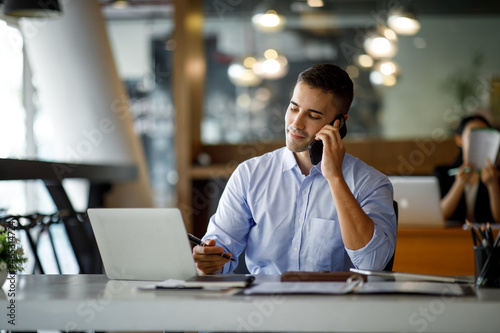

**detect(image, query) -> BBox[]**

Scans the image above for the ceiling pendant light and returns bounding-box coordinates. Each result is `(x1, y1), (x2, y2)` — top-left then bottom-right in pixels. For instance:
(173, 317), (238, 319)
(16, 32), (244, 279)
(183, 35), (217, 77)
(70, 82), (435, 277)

(355, 54), (375, 69)
(307, 0), (324, 8)
(228, 57), (262, 87)
(252, 49), (288, 80)
(252, 9), (286, 33)
(112, 0), (130, 10)
(388, 8), (421, 36)
(364, 26), (398, 59)
(3, 0), (62, 17)
(370, 60), (400, 87)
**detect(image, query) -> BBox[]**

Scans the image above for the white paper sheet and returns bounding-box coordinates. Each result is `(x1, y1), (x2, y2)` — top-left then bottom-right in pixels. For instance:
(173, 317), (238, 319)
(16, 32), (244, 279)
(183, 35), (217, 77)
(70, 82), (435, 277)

(468, 129), (500, 170)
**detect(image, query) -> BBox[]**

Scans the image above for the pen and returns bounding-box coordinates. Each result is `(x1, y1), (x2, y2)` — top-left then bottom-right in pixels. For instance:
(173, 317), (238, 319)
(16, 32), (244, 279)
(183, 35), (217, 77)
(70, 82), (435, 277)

(479, 224), (490, 248)
(486, 223), (495, 246)
(465, 220), (481, 247)
(447, 166), (471, 176)
(188, 233), (236, 261)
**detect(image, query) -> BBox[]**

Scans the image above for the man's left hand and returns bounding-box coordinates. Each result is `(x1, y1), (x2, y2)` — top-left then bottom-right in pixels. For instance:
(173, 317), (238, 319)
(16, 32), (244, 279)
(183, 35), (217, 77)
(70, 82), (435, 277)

(315, 118), (345, 180)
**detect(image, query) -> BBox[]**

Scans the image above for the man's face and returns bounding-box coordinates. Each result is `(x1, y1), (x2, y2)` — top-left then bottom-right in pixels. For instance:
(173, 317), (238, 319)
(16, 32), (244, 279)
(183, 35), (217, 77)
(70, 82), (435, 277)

(285, 81), (338, 153)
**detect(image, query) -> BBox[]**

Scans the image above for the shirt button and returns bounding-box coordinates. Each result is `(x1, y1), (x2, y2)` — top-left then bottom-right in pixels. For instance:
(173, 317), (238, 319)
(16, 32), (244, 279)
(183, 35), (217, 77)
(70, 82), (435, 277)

(294, 247), (298, 252)
(298, 218), (303, 223)
(302, 190), (307, 195)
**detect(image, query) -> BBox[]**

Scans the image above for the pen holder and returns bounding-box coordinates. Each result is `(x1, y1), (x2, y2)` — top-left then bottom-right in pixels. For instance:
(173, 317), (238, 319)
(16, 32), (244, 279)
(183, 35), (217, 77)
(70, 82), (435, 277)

(474, 246), (500, 288)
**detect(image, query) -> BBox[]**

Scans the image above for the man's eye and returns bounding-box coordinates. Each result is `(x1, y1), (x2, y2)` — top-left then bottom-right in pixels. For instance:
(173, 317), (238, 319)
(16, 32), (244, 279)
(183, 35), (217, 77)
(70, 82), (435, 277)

(309, 114), (321, 120)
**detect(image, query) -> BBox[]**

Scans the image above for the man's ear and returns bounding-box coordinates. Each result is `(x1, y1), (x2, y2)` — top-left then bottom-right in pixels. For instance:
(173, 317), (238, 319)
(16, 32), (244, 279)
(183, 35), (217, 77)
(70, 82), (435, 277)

(454, 134), (462, 148)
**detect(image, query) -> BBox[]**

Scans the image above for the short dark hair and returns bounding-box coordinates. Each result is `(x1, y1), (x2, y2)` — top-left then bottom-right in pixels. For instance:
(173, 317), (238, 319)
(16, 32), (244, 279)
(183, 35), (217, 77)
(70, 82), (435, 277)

(455, 114), (491, 135)
(297, 64), (354, 114)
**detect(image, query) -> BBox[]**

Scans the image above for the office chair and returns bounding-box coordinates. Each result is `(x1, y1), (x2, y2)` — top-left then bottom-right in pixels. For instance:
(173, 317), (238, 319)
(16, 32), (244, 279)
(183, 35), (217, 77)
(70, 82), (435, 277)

(383, 200), (399, 271)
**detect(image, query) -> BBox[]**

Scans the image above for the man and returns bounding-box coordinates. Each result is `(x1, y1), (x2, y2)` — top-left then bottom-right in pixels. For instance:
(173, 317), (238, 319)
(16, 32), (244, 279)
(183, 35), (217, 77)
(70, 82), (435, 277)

(193, 64), (397, 275)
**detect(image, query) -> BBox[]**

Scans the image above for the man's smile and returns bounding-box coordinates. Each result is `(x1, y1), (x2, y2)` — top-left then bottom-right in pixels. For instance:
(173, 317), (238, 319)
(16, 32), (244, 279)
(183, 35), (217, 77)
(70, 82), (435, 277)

(287, 126), (308, 140)
(289, 131), (306, 140)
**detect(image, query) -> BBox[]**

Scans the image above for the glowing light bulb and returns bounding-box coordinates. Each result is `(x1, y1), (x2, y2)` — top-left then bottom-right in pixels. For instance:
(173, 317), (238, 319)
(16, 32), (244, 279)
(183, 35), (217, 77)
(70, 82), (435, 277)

(252, 10), (286, 32)
(388, 14), (421, 35)
(228, 61), (262, 87)
(356, 54), (374, 68)
(364, 36), (397, 59)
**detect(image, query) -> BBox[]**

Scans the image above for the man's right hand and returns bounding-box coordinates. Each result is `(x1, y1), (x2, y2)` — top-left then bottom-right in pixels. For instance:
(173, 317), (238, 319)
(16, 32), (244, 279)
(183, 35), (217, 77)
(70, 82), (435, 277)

(192, 239), (232, 275)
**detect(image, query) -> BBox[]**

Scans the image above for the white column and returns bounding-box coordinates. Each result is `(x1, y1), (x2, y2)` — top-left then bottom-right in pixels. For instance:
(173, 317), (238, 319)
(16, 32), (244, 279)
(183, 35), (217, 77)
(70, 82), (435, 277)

(20, 0), (153, 207)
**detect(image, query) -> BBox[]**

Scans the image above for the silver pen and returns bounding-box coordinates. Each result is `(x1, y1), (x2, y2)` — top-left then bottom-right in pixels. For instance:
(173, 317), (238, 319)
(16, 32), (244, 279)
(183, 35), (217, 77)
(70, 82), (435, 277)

(188, 233), (236, 261)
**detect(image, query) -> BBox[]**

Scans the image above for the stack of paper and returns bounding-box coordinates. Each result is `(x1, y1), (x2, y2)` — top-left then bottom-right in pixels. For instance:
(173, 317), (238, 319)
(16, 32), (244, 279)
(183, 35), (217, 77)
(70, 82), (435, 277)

(468, 128), (500, 170)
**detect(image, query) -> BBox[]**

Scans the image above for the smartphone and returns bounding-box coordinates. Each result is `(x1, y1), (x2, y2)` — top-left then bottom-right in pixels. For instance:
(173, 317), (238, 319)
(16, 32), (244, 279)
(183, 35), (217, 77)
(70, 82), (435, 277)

(308, 114), (347, 165)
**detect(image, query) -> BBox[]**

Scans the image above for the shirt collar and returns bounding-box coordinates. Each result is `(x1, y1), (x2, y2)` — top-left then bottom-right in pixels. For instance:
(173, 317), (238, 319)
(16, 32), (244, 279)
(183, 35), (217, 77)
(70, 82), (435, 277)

(281, 147), (323, 175)
(282, 148), (297, 172)
(311, 163), (322, 174)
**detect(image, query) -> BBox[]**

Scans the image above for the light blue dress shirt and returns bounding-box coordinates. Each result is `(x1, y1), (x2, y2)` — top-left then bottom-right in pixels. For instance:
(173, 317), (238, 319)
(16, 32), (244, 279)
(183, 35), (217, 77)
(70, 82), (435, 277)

(203, 147), (397, 274)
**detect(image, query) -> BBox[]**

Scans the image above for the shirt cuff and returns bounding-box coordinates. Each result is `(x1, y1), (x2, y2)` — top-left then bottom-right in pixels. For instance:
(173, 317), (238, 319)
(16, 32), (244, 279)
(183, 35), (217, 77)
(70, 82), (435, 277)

(210, 239), (235, 274)
(344, 226), (391, 269)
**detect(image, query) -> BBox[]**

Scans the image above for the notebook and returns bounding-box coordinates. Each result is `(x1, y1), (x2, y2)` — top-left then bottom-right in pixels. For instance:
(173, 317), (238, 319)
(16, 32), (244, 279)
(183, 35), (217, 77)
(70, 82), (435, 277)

(388, 176), (445, 227)
(87, 208), (198, 281)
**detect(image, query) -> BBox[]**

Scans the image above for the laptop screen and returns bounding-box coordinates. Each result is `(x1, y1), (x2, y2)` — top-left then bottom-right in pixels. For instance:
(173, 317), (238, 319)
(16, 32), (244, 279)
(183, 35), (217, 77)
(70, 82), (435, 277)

(388, 176), (445, 227)
(87, 208), (198, 281)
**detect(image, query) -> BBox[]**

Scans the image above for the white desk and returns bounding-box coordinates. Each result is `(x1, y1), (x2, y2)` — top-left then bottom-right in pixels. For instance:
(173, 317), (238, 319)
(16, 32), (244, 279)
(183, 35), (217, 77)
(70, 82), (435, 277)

(1, 274), (500, 332)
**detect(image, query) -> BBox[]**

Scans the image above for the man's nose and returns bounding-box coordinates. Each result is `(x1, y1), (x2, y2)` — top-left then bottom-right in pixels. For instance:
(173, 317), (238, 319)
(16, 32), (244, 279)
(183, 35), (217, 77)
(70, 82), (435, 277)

(292, 112), (306, 129)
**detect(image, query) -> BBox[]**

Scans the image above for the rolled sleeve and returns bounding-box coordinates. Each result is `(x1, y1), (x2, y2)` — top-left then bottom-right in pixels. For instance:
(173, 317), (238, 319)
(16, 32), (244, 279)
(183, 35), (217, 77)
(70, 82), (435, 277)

(345, 225), (395, 270)
(346, 180), (397, 270)
(203, 164), (253, 274)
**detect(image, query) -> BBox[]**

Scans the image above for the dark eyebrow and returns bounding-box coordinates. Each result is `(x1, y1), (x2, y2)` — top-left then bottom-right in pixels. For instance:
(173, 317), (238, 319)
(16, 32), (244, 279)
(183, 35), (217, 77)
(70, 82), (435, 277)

(290, 100), (324, 116)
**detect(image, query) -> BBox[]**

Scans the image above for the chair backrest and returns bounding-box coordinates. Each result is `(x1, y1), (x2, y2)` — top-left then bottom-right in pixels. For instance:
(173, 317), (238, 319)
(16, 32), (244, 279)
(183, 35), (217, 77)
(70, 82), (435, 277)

(383, 200), (399, 271)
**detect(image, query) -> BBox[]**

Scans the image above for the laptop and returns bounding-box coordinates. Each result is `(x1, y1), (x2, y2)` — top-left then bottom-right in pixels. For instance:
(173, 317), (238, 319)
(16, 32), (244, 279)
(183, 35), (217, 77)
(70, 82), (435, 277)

(87, 208), (197, 281)
(388, 176), (445, 227)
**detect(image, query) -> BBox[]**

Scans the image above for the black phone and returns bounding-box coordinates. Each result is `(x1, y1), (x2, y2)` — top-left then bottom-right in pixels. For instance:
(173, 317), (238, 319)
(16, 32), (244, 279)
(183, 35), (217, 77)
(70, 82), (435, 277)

(308, 114), (347, 165)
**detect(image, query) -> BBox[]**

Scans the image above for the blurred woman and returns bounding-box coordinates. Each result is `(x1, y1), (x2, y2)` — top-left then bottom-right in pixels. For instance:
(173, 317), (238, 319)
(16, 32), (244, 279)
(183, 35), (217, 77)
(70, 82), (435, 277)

(434, 115), (500, 223)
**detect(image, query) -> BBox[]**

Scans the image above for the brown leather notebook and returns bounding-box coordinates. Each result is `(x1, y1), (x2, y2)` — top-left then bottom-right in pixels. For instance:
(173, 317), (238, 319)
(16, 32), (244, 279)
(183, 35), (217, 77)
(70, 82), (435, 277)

(281, 271), (367, 282)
